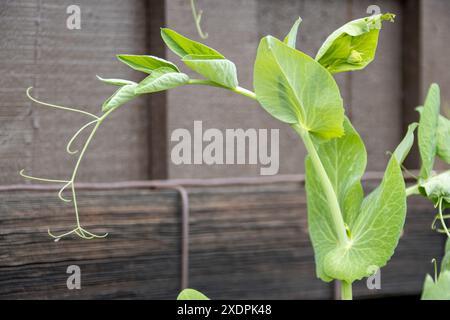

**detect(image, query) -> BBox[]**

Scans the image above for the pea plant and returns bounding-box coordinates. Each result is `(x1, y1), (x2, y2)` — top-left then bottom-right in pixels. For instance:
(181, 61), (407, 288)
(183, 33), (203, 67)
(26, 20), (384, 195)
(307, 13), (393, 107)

(21, 12), (450, 299)
(403, 84), (450, 299)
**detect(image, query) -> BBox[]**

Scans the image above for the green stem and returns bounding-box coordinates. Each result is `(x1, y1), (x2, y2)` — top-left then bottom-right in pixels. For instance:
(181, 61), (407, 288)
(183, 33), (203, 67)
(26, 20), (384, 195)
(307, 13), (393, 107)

(341, 281), (353, 300)
(187, 79), (257, 100)
(292, 124), (349, 246)
(190, 0), (208, 39)
(405, 184), (420, 197)
(69, 108), (114, 228)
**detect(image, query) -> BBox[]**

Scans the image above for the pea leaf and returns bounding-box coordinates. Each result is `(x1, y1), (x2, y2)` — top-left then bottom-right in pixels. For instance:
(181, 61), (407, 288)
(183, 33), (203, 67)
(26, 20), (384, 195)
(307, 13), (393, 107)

(315, 13), (395, 74)
(418, 84), (440, 180)
(283, 17), (302, 49)
(254, 35), (344, 140)
(306, 119), (406, 283)
(160, 28), (238, 88)
(135, 67), (189, 94)
(436, 114), (450, 164)
(161, 28), (223, 58)
(102, 83), (138, 112)
(177, 288), (209, 300)
(323, 156), (406, 283)
(306, 118), (366, 281)
(421, 272), (450, 300)
(117, 54), (179, 73)
(441, 238), (450, 272)
(182, 55), (238, 88)
(96, 75), (136, 87)
(421, 239), (450, 300)
(393, 122), (418, 165)
(419, 171), (450, 207)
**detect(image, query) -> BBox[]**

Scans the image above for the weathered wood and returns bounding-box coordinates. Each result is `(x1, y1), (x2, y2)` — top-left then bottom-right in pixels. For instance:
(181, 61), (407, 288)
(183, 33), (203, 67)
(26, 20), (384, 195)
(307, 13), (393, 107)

(0, 180), (443, 299)
(0, 0), (150, 184)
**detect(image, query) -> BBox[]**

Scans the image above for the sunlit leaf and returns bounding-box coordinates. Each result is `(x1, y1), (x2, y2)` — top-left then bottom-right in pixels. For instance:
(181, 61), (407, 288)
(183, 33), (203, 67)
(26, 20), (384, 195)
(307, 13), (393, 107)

(283, 17), (302, 49)
(177, 288), (210, 300)
(117, 54), (179, 73)
(135, 67), (189, 94)
(254, 35), (344, 139)
(315, 13), (395, 74)
(418, 84), (440, 180)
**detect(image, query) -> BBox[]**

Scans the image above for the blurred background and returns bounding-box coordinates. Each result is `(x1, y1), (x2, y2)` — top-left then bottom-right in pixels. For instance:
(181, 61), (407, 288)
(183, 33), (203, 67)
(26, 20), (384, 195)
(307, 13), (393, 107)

(0, 0), (448, 299)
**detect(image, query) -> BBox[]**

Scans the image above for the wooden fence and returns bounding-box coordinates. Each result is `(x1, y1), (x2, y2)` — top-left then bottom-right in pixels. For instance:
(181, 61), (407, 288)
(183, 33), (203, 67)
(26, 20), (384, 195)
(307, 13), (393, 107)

(0, 177), (444, 299)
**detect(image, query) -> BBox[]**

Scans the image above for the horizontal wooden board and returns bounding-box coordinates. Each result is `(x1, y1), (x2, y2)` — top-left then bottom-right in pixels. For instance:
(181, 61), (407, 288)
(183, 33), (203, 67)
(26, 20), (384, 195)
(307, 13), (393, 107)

(0, 179), (444, 299)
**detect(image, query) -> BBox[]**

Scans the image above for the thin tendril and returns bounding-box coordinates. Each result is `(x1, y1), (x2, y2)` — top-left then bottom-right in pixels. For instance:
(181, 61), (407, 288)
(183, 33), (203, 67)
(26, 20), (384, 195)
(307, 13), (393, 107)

(20, 169), (69, 183)
(190, 0), (208, 39)
(438, 197), (450, 237)
(66, 120), (98, 154)
(26, 87), (99, 120)
(22, 89), (114, 241)
(431, 258), (438, 282)
(58, 181), (72, 202)
(400, 163), (418, 180)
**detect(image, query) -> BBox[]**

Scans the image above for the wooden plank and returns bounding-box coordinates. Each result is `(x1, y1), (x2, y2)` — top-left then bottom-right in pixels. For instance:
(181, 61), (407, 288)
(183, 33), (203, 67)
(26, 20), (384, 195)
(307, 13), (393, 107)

(147, 0), (168, 179)
(401, 0), (422, 169)
(0, 0), (150, 184)
(0, 180), (443, 299)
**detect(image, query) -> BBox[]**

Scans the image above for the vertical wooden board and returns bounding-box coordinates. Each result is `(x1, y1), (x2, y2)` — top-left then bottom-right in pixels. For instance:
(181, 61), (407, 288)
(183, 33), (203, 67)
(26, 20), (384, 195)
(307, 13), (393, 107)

(0, 0), (38, 184)
(0, 0), (150, 184)
(350, 0), (403, 171)
(421, 0), (450, 170)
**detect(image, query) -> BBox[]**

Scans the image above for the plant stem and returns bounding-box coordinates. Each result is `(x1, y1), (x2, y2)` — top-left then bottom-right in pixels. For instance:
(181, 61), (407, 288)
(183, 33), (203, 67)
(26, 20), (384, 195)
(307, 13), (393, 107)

(292, 124), (349, 246)
(187, 79), (257, 101)
(341, 281), (353, 300)
(405, 184), (420, 197)
(69, 108), (114, 228)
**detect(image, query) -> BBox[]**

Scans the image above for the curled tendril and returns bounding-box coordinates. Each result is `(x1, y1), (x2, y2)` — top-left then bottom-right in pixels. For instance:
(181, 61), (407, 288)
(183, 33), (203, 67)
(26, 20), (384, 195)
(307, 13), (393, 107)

(430, 197), (450, 237)
(190, 0), (208, 39)
(48, 226), (108, 242)
(26, 87), (99, 119)
(66, 119), (98, 154)
(58, 181), (73, 202)
(21, 88), (109, 241)
(431, 258), (438, 282)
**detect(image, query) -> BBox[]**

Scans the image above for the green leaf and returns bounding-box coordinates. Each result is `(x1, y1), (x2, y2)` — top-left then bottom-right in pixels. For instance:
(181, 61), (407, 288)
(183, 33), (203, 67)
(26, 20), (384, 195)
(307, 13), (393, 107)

(323, 156), (406, 283)
(254, 35), (344, 140)
(315, 13), (395, 74)
(135, 67), (189, 94)
(182, 55), (238, 88)
(306, 118), (366, 281)
(177, 288), (210, 300)
(117, 54), (179, 73)
(421, 271), (450, 300)
(393, 122), (418, 165)
(419, 172), (450, 207)
(102, 83), (138, 112)
(283, 17), (302, 48)
(96, 75), (136, 87)
(441, 238), (450, 272)
(436, 114), (450, 164)
(307, 121), (406, 284)
(160, 28), (238, 88)
(161, 28), (223, 58)
(418, 84), (441, 180)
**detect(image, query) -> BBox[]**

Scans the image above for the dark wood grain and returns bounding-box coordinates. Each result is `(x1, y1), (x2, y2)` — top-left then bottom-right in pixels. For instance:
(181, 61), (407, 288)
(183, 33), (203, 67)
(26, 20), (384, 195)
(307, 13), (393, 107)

(0, 180), (444, 299)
